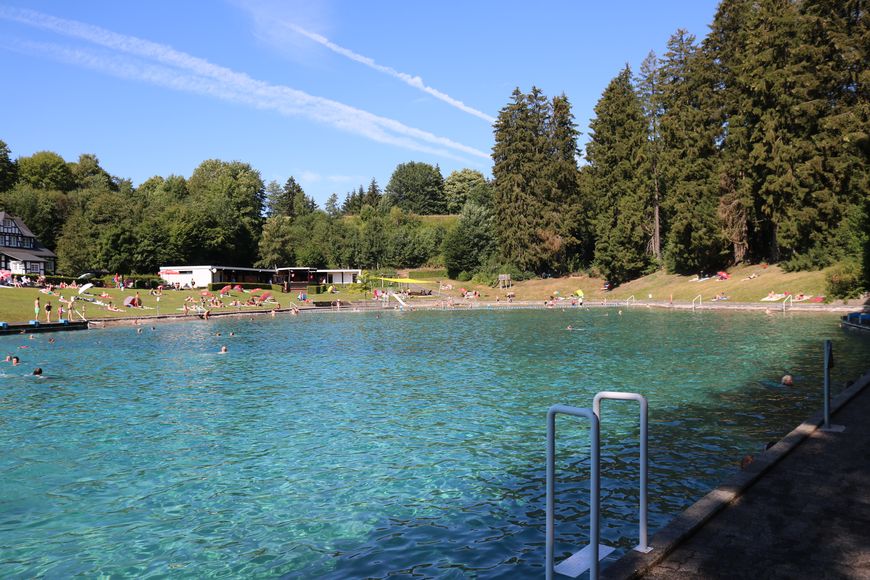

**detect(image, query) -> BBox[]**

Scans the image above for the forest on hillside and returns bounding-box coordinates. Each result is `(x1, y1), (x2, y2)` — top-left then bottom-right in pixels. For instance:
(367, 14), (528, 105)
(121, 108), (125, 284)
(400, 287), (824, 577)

(0, 0), (867, 294)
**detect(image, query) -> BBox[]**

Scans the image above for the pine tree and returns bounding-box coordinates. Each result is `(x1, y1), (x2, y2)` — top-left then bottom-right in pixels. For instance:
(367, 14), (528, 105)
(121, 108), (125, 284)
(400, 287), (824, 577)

(492, 88), (541, 272)
(586, 66), (651, 284)
(364, 178), (381, 208)
(658, 30), (730, 273)
(704, 0), (755, 263)
(0, 140), (18, 192)
(548, 94), (586, 269)
(635, 51), (664, 263)
(325, 193), (340, 218)
(492, 87), (565, 273)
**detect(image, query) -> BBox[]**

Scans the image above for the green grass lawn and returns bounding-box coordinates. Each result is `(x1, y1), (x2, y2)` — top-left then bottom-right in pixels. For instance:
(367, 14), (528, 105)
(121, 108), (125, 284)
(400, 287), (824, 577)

(0, 286), (323, 324)
(0, 265), (843, 324)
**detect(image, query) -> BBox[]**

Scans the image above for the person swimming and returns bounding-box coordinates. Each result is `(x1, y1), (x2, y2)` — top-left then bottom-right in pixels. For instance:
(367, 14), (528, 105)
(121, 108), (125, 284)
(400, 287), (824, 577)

(219, 346), (228, 354)
(781, 374), (794, 386)
(32, 367), (42, 376)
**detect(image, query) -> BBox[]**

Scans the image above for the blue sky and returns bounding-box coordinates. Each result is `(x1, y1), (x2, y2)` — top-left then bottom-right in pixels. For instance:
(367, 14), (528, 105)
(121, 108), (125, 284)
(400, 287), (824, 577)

(0, 1), (720, 206)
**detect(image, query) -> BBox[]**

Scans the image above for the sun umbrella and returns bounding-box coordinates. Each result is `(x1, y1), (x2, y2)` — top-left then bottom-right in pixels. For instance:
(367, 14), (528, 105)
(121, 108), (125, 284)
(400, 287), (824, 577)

(201, 290), (213, 297)
(220, 285), (232, 294)
(78, 283), (94, 295)
(77, 272), (95, 280)
(0, 269), (10, 280)
(123, 296), (135, 307)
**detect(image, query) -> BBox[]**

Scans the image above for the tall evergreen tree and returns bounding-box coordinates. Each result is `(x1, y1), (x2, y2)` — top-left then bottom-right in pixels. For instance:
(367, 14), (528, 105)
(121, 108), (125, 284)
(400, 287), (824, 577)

(586, 67), (651, 284)
(364, 178), (382, 208)
(635, 51), (664, 263)
(658, 30), (730, 272)
(0, 140), (18, 192)
(548, 94), (586, 269)
(492, 87), (562, 273)
(325, 193), (340, 218)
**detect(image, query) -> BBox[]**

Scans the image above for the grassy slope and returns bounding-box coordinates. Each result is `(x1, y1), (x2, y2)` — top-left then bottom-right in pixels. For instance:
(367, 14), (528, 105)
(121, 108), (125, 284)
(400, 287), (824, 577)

(0, 287), (339, 325)
(0, 265), (843, 323)
(411, 264), (831, 303)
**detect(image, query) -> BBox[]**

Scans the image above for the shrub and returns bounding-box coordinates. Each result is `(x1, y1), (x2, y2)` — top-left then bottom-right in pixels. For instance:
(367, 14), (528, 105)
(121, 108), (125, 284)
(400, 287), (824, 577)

(825, 261), (864, 299)
(206, 282), (281, 292)
(43, 275), (80, 286)
(471, 271), (497, 286)
(408, 269), (448, 279)
(456, 271), (472, 282)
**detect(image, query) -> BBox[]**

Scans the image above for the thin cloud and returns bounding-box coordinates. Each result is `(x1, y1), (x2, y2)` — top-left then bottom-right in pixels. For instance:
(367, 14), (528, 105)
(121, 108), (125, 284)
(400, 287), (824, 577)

(299, 171), (322, 183)
(0, 6), (489, 162)
(282, 21), (496, 124)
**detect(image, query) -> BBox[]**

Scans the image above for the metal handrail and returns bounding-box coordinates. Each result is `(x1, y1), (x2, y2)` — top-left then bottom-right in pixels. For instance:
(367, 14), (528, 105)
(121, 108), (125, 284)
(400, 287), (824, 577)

(593, 392), (652, 554)
(782, 294), (792, 312)
(692, 294), (702, 312)
(625, 295), (636, 306)
(822, 339), (846, 432)
(546, 405), (612, 580)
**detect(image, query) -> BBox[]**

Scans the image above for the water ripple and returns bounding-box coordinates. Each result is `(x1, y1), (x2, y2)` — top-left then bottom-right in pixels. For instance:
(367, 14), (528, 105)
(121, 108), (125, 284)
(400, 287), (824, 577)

(0, 309), (866, 577)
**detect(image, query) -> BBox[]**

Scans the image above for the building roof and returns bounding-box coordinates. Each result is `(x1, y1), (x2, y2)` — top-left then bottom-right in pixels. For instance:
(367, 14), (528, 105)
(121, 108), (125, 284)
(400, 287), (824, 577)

(159, 265), (274, 273)
(0, 212), (57, 259)
(0, 211), (36, 238)
(0, 248), (56, 262)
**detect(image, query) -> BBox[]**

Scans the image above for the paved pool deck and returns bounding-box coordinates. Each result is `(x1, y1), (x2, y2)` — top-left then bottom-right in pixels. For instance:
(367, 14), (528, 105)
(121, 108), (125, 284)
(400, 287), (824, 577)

(603, 369), (870, 580)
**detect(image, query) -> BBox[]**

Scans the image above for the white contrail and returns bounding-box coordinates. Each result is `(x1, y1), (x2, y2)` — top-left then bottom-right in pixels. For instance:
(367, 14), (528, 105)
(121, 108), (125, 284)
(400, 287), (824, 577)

(0, 6), (489, 161)
(283, 21), (496, 124)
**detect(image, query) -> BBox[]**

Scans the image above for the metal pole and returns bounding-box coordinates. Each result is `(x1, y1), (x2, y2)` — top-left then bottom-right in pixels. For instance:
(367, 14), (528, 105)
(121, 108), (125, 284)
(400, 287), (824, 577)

(593, 392), (651, 553)
(546, 405), (601, 580)
(823, 339), (831, 429)
(546, 408), (556, 580)
(821, 340), (845, 432)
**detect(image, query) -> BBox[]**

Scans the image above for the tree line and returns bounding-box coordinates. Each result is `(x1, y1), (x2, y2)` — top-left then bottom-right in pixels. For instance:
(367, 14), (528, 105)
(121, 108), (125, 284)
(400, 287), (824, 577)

(489, 0), (868, 288)
(0, 0), (866, 292)
(0, 143), (489, 276)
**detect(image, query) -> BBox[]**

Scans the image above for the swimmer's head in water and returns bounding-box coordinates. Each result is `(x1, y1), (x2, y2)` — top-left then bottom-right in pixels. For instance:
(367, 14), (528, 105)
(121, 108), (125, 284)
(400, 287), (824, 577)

(781, 374), (794, 386)
(33, 367), (42, 375)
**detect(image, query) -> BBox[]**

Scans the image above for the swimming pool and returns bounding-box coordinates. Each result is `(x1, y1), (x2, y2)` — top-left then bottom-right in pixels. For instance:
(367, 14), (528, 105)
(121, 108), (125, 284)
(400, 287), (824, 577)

(0, 309), (866, 578)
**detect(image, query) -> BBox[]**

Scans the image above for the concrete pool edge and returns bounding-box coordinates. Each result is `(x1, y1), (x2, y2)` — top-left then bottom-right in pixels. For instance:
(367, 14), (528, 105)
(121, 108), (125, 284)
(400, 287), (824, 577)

(601, 368), (870, 580)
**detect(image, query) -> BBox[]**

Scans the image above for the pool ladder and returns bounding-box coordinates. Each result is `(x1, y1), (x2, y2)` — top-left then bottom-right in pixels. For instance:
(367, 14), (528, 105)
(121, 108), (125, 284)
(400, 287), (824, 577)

(546, 392), (652, 580)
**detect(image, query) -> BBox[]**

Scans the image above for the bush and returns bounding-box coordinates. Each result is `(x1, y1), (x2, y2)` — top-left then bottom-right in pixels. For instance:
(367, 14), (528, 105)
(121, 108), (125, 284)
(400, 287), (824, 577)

(825, 261), (864, 299)
(471, 271), (497, 286)
(206, 282), (281, 292)
(456, 271), (472, 282)
(43, 275), (80, 286)
(408, 269), (448, 279)
(103, 275), (164, 289)
(473, 259), (535, 286)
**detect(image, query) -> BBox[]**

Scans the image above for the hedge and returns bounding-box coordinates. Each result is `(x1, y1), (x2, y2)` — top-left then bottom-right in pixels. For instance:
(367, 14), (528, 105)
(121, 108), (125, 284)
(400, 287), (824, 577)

(101, 275), (164, 289)
(407, 269), (448, 279)
(206, 282), (282, 292)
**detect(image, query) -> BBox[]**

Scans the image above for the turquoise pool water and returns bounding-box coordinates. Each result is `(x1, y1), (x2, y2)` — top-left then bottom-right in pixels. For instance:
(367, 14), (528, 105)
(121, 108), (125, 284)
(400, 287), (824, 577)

(0, 308), (867, 578)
